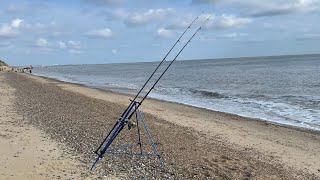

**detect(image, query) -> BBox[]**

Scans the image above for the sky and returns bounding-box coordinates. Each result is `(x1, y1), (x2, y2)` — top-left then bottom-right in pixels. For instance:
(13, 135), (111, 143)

(0, 0), (320, 66)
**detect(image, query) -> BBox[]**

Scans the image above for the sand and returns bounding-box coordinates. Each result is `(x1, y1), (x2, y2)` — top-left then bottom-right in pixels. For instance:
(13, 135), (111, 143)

(0, 74), (80, 179)
(1, 71), (319, 179)
(0, 73), (117, 180)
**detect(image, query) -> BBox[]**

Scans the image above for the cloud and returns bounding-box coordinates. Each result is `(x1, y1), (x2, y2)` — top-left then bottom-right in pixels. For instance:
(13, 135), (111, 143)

(68, 49), (82, 54)
(85, 28), (113, 38)
(166, 19), (192, 29)
(23, 21), (71, 38)
(0, 25), (17, 38)
(32, 39), (83, 54)
(249, 0), (320, 17)
(57, 40), (83, 53)
(0, 19), (24, 38)
(97, 8), (175, 27)
(83, 0), (125, 5)
(57, 41), (67, 49)
(191, 0), (320, 17)
(35, 38), (49, 47)
(67, 40), (82, 49)
(112, 49), (117, 54)
(220, 32), (249, 40)
(11, 19), (24, 28)
(209, 14), (252, 29)
(124, 8), (175, 27)
(156, 28), (174, 38)
(167, 13), (252, 30)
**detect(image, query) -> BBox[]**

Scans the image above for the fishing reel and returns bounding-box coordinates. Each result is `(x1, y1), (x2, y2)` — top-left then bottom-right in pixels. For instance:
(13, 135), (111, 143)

(124, 118), (136, 130)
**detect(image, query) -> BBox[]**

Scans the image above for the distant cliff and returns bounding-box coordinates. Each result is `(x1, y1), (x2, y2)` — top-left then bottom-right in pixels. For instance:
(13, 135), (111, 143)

(0, 60), (8, 67)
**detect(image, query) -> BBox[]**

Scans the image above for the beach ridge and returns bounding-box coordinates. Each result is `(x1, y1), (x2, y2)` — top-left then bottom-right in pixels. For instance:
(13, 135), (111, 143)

(1, 71), (319, 179)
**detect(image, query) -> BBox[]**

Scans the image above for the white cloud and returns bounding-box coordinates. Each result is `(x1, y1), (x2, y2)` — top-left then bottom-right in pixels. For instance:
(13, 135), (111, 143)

(67, 40), (81, 49)
(11, 19), (24, 28)
(68, 49), (82, 54)
(167, 13), (252, 30)
(166, 19), (191, 29)
(192, 0), (320, 17)
(249, 0), (320, 16)
(83, 0), (124, 5)
(57, 41), (67, 49)
(197, 33), (218, 43)
(98, 8), (175, 27)
(54, 40), (83, 54)
(33, 39), (83, 54)
(124, 8), (175, 27)
(0, 25), (16, 38)
(211, 14), (252, 28)
(86, 28), (113, 38)
(35, 38), (49, 47)
(0, 19), (24, 38)
(221, 32), (248, 39)
(156, 28), (174, 38)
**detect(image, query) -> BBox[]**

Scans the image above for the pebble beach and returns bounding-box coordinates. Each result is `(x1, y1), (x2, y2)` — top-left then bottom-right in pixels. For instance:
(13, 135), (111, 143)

(1, 71), (320, 179)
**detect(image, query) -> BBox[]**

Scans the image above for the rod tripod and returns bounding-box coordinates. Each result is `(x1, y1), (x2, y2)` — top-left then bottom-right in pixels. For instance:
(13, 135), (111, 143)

(91, 100), (169, 177)
(90, 14), (213, 177)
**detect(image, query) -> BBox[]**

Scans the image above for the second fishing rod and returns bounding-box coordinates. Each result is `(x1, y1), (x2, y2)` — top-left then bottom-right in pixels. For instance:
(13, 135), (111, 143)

(95, 15), (212, 155)
(94, 15), (200, 155)
(91, 14), (213, 170)
(127, 14), (213, 120)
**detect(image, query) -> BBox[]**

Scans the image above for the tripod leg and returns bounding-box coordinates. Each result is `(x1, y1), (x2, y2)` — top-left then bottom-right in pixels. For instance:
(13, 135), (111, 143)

(137, 109), (170, 178)
(135, 108), (143, 154)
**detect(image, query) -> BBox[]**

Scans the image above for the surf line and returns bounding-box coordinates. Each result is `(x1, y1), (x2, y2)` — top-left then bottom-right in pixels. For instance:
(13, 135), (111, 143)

(90, 14), (213, 177)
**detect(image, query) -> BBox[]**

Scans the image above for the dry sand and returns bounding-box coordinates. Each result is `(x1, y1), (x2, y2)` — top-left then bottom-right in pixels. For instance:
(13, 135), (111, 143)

(0, 73), (117, 180)
(0, 74), (81, 180)
(1, 71), (320, 179)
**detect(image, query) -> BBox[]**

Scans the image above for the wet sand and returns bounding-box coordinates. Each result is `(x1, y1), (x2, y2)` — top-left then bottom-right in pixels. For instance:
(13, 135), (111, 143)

(1, 71), (319, 179)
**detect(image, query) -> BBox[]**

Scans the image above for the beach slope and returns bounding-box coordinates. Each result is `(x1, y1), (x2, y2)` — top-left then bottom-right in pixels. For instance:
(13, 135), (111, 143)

(1, 72), (319, 179)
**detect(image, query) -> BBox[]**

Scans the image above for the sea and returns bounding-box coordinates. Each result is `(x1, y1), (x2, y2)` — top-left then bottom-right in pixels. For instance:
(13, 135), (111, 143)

(32, 54), (320, 131)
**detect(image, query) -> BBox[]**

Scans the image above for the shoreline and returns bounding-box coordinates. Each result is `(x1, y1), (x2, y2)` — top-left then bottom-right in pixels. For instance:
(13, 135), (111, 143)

(2, 71), (320, 179)
(31, 73), (320, 134)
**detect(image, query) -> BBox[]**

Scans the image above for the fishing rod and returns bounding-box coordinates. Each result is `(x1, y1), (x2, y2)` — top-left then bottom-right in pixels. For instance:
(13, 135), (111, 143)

(127, 14), (213, 119)
(93, 15), (199, 155)
(91, 14), (213, 171)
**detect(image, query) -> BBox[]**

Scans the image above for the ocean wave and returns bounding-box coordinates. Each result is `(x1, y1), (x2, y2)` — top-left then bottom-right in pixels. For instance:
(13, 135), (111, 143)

(104, 83), (140, 91)
(190, 89), (228, 99)
(153, 87), (229, 99)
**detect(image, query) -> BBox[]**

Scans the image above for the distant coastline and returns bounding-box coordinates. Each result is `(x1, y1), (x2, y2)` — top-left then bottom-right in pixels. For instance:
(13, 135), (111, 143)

(189, 53), (320, 62)
(17, 53), (320, 67)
